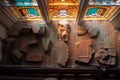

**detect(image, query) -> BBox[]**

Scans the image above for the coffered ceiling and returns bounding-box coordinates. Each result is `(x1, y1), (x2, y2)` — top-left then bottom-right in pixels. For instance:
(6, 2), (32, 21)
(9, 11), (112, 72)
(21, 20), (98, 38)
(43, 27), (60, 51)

(1, 0), (119, 21)
(47, 0), (79, 20)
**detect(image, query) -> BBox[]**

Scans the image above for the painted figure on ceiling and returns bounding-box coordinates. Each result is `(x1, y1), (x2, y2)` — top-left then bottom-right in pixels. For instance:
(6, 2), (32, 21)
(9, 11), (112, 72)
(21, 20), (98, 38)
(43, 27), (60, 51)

(57, 10), (69, 17)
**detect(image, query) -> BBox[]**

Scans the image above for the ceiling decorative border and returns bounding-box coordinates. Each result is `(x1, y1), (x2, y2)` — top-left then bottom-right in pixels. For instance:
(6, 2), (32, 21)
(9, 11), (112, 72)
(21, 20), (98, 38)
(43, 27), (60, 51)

(84, 6), (118, 20)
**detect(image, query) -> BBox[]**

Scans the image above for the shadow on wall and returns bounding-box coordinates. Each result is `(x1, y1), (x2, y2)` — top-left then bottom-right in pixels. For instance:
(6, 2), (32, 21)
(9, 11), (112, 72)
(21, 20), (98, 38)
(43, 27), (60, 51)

(0, 9), (14, 29)
(0, 23), (7, 40)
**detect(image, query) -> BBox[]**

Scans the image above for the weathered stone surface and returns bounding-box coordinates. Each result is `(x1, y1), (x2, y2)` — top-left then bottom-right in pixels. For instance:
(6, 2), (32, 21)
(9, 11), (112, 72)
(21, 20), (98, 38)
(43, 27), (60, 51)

(31, 23), (45, 34)
(74, 40), (95, 64)
(94, 48), (108, 60)
(12, 50), (23, 59)
(8, 31), (19, 38)
(108, 48), (117, 57)
(77, 26), (87, 36)
(28, 34), (38, 46)
(8, 26), (23, 38)
(7, 38), (16, 44)
(99, 56), (116, 66)
(26, 47), (43, 62)
(20, 28), (32, 34)
(56, 40), (69, 66)
(108, 57), (116, 65)
(26, 52), (43, 62)
(94, 48), (116, 66)
(88, 27), (100, 38)
(42, 38), (52, 52)
(19, 45), (29, 53)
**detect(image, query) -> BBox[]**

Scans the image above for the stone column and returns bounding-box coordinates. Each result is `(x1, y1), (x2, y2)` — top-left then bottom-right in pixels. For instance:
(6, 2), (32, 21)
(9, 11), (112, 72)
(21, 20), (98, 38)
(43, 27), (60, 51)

(76, 0), (89, 23)
(37, 0), (49, 23)
(0, 5), (16, 23)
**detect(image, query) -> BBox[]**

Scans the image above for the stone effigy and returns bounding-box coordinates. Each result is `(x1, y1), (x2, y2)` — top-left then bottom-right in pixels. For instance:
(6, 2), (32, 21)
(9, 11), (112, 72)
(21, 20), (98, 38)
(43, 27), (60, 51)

(26, 52), (43, 62)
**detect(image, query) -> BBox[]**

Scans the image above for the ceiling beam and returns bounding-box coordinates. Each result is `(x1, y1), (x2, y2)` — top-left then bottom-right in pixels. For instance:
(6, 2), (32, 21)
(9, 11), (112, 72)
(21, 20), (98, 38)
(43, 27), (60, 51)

(0, 5), (16, 24)
(37, 0), (49, 23)
(76, 0), (89, 23)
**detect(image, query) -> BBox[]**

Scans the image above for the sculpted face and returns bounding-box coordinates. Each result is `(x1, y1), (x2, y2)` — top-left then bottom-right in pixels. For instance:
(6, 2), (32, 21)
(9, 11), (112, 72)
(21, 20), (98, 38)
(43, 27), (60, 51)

(58, 10), (69, 17)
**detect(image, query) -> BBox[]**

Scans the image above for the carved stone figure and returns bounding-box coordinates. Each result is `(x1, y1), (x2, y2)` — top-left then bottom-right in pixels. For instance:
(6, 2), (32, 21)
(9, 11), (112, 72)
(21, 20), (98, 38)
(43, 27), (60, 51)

(57, 24), (70, 42)
(94, 47), (117, 66)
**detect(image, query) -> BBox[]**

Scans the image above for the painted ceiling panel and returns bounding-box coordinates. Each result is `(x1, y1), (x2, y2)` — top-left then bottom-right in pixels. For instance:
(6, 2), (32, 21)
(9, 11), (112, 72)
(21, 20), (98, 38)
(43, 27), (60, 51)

(3, 0), (38, 6)
(48, 0), (79, 5)
(1, 0), (119, 21)
(48, 6), (78, 20)
(84, 6), (118, 20)
(87, 8), (98, 16)
(48, 0), (79, 20)
(14, 6), (42, 20)
(2, 0), (43, 20)
(89, 0), (120, 5)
